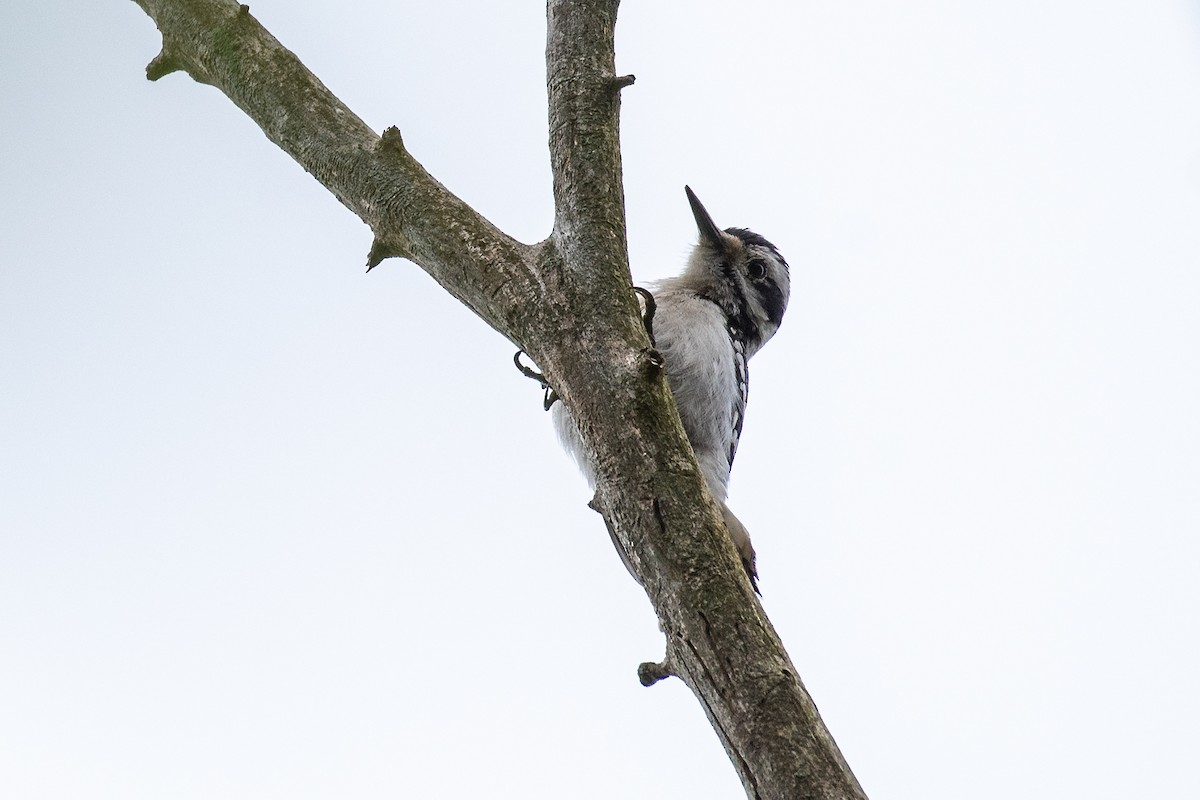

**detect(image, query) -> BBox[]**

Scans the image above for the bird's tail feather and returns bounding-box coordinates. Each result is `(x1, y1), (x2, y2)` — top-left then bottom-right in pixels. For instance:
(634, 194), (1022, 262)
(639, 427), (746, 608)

(720, 502), (759, 594)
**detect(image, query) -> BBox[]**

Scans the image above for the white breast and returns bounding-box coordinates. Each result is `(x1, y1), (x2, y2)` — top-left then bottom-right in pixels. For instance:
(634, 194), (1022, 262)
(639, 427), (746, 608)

(550, 287), (748, 504)
(651, 288), (744, 502)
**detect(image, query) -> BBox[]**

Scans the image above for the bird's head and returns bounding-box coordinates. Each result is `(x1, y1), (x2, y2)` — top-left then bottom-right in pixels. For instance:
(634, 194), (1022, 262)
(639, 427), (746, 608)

(680, 185), (791, 355)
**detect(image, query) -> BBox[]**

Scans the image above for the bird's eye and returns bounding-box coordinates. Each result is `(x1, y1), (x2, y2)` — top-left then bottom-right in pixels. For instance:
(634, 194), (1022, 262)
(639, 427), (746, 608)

(747, 260), (767, 280)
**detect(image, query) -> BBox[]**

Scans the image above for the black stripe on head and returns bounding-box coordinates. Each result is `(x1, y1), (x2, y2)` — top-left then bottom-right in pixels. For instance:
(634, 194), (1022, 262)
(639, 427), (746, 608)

(754, 278), (787, 329)
(725, 227), (788, 271)
(719, 262), (762, 348)
(726, 226), (788, 331)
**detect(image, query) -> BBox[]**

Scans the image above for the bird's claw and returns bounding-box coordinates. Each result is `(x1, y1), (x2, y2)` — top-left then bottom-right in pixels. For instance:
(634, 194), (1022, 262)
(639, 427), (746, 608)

(633, 286), (657, 347)
(513, 350), (559, 411)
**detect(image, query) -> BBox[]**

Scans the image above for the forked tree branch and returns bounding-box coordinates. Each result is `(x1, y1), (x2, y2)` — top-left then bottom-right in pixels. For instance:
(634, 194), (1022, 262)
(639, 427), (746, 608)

(127, 1), (867, 797)
(135, 0), (544, 345)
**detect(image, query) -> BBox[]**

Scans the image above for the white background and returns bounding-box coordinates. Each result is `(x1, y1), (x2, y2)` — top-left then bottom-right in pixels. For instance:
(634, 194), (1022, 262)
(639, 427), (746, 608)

(2, 2), (1198, 798)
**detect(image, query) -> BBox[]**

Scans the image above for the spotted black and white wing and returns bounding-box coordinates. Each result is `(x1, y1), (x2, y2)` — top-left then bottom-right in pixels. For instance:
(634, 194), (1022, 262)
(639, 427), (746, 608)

(727, 328), (749, 470)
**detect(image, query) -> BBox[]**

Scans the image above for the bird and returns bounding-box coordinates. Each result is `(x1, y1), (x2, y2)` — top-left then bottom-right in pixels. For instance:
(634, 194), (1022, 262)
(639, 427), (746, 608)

(549, 185), (791, 592)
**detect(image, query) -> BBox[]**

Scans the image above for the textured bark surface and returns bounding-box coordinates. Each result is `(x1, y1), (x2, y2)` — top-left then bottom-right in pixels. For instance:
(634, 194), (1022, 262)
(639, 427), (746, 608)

(128, 1), (867, 797)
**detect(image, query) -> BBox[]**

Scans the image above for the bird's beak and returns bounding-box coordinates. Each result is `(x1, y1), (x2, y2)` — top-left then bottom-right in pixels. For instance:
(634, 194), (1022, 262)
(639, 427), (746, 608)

(685, 185), (728, 252)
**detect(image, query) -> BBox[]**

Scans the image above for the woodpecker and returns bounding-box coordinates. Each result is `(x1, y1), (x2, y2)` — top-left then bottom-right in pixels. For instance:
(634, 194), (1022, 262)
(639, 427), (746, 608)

(536, 186), (790, 591)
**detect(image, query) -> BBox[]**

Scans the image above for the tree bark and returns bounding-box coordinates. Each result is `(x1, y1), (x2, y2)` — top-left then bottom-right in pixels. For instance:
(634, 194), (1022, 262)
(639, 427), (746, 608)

(128, 1), (868, 797)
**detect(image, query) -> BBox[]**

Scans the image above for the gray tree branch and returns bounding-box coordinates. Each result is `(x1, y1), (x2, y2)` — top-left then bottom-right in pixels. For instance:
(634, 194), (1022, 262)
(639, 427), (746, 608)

(134, 0), (544, 346)
(127, 1), (867, 797)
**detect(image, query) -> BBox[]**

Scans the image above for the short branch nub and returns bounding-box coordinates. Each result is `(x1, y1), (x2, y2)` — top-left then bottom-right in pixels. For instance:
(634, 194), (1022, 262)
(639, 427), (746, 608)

(637, 660), (675, 687)
(145, 50), (183, 81)
(366, 238), (397, 271)
(379, 126), (406, 154)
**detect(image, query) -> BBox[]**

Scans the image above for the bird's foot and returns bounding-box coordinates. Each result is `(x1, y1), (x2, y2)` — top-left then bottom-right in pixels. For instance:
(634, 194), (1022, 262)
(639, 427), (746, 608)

(633, 286), (657, 347)
(513, 350), (559, 411)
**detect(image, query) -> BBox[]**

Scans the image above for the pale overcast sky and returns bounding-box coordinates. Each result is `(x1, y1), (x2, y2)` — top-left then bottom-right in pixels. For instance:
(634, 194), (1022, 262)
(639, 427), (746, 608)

(2, 2), (1199, 798)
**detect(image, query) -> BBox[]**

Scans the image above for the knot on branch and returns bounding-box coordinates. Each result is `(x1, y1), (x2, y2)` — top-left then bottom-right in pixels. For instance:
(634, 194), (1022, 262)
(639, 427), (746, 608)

(638, 658), (675, 687)
(147, 3), (253, 86)
(145, 49), (183, 82)
(378, 126), (407, 155)
(613, 74), (637, 92)
(365, 235), (411, 271)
